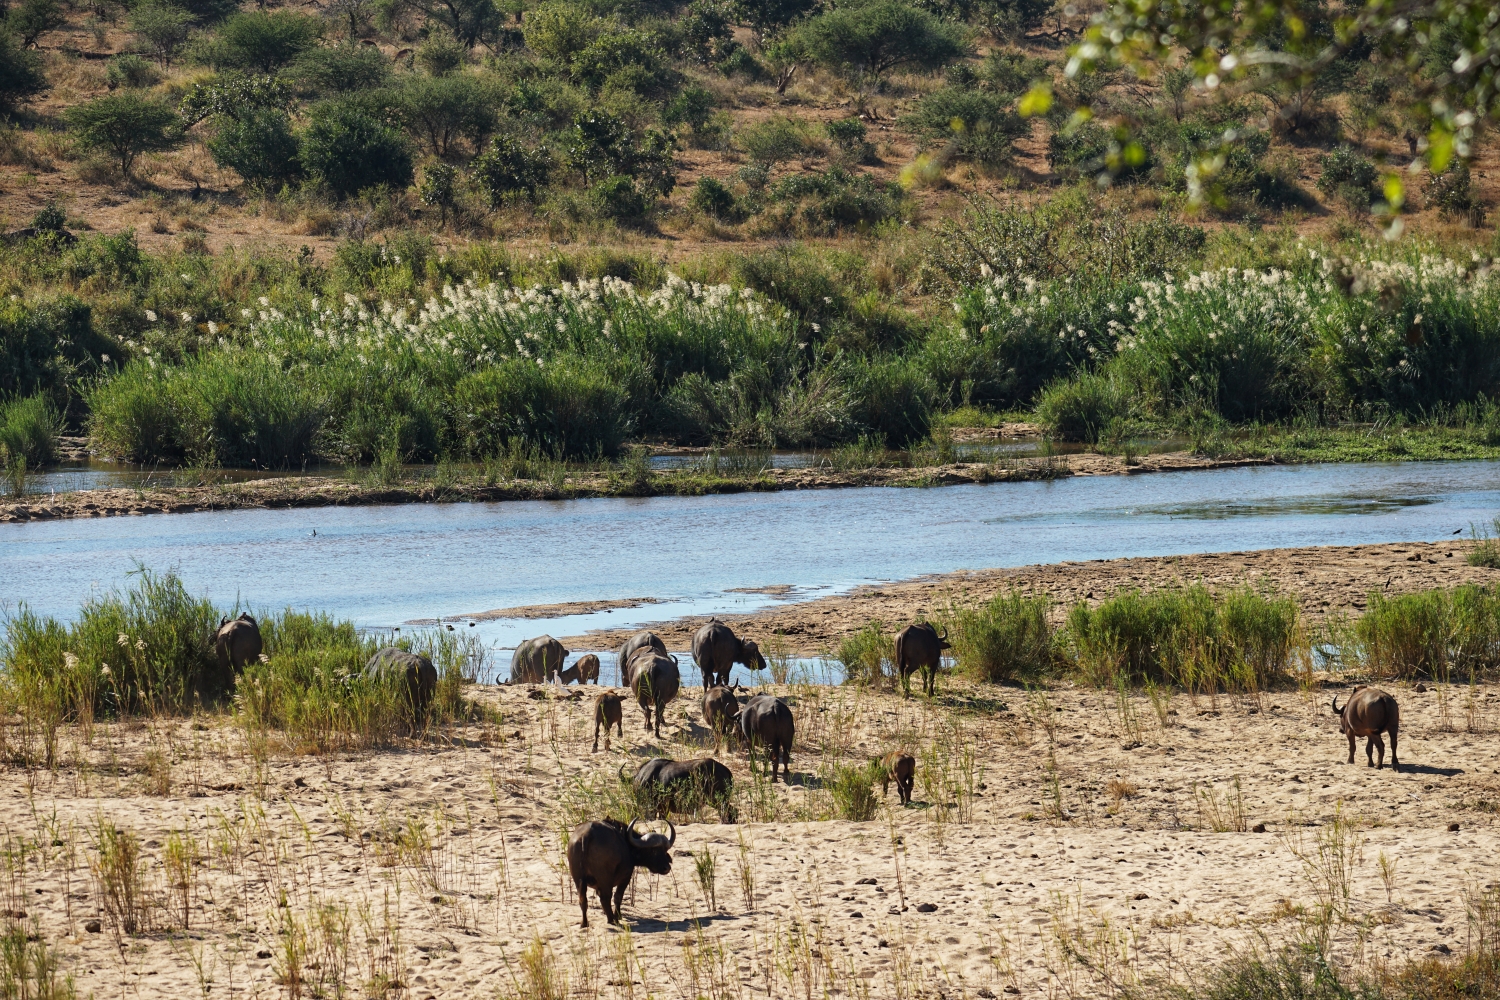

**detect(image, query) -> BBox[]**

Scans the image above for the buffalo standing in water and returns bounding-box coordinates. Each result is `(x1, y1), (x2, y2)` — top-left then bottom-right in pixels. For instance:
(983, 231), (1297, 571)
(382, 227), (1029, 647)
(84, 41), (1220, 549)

(511, 635), (569, 683)
(691, 620), (766, 688)
(1333, 687), (1401, 770)
(566, 818), (675, 927)
(739, 694), (794, 783)
(894, 623), (949, 698)
(365, 647), (438, 722)
(215, 613), (262, 674)
(624, 647), (680, 738)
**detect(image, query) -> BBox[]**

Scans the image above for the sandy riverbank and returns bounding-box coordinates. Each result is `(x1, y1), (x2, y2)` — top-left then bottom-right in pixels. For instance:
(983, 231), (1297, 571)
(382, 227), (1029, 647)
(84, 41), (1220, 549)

(0, 452), (1268, 522)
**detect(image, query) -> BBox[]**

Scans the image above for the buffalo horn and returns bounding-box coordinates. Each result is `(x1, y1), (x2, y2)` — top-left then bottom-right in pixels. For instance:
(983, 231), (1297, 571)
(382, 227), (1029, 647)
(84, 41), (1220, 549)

(1331, 695), (1342, 715)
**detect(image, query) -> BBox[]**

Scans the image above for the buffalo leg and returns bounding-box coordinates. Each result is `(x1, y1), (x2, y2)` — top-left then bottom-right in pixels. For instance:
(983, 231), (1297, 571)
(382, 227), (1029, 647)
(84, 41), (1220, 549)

(596, 885), (615, 924)
(1388, 724), (1399, 772)
(642, 705), (653, 731)
(593, 718), (601, 753)
(612, 883), (628, 923)
(577, 878), (591, 928)
(1370, 734), (1386, 768)
(654, 702), (663, 738)
(1346, 733), (1356, 764)
(700, 668), (714, 689)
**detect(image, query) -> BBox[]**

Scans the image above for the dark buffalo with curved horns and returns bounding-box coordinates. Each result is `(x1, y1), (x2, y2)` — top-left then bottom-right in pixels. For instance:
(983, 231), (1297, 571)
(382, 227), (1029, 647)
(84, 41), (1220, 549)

(215, 613), (262, 674)
(511, 635), (569, 684)
(365, 647), (438, 722)
(894, 623), (949, 698)
(616, 630), (667, 677)
(627, 757), (736, 822)
(1333, 686), (1401, 771)
(739, 694), (793, 783)
(702, 684), (743, 746)
(624, 647), (680, 738)
(566, 818), (675, 927)
(691, 619), (766, 688)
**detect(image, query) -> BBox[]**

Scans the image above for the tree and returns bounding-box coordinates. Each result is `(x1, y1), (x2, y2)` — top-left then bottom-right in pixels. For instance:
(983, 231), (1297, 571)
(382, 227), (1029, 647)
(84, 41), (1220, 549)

(735, 0), (816, 39)
(0, 29), (44, 107)
(65, 93), (183, 179)
(796, 1), (966, 84)
(418, 161), (457, 225)
(299, 100), (413, 196)
(288, 44), (391, 94)
(522, 1), (603, 61)
(386, 0), (500, 49)
(130, 0), (192, 68)
(7, 0), (64, 48)
(208, 108), (301, 185)
(472, 135), (550, 207)
(1070, 0), (1500, 205)
(201, 11), (322, 73)
(321, 0), (372, 43)
(394, 74), (498, 158)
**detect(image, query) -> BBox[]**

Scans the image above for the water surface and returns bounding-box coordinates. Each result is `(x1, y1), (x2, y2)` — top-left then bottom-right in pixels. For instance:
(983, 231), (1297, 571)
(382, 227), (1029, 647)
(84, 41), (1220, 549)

(5, 461), (1498, 674)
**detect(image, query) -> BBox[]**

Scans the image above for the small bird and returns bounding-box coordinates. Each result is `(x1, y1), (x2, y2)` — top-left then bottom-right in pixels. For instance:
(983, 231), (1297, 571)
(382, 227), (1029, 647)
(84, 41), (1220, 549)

(311, 528), (317, 537)
(1453, 528), (1463, 535)
(445, 624), (454, 631)
(468, 622), (476, 627)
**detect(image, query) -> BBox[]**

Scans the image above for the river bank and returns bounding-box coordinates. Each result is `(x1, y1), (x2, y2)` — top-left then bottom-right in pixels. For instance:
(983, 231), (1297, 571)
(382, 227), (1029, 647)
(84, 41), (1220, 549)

(572, 539), (1500, 655)
(0, 450), (1268, 523)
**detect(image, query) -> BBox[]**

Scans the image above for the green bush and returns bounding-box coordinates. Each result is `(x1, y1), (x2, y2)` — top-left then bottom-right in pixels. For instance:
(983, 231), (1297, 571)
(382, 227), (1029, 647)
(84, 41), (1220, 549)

(737, 113), (815, 166)
(690, 176), (739, 220)
(0, 392), (61, 466)
(105, 53), (160, 89)
(768, 167), (901, 233)
(207, 108), (300, 185)
(299, 101), (413, 197)
(594, 174), (649, 222)
(825, 762), (880, 820)
(8, 0), (63, 48)
(902, 88), (1027, 166)
(1353, 586), (1500, 679)
(0, 27), (42, 106)
(1427, 162), (1486, 226)
(454, 357), (631, 458)
(825, 116), (876, 164)
(0, 295), (107, 404)
(847, 356), (932, 446)
(1317, 144), (1380, 210)
(949, 590), (1053, 683)
(199, 10), (322, 73)
(1064, 586), (1302, 690)
(395, 74), (499, 158)
(129, 0), (191, 67)
(795, 0), (966, 81)
(838, 621), (892, 685)
(1034, 371), (1127, 443)
(473, 135), (550, 207)
(289, 45), (391, 94)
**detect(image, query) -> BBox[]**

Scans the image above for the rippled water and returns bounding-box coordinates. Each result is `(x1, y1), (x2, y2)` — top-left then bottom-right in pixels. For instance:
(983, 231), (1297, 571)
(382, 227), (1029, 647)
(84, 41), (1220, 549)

(5, 461), (1499, 679)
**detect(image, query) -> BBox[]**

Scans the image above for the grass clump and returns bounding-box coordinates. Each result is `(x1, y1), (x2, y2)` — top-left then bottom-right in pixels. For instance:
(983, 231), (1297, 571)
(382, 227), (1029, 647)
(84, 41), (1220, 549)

(825, 761), (880, 821)
(1470, 517), (1500, 568)
(947, 590), (1053, 683)
(1352, 585), (1500, 680)
(0, 392), (61, 466)
(838, 621), (892, 686)
(1064, 585), (1302, 691)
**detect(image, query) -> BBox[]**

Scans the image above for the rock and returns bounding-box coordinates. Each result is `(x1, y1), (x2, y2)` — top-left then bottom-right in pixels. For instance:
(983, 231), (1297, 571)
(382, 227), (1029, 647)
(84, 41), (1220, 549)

(1252, 823), (1267, 833)
(257, 949), (273, 959)
(978, 990), (995, 998)
(84, 920), (101, 933)
(1133, 893), (1149, 901)
(855, 877), (877, 885)
(849, 911), (863, 918)
(1431, 943), (1452, 954)
(1449, 822), (1461, 832)
(916, 903), (937, 913)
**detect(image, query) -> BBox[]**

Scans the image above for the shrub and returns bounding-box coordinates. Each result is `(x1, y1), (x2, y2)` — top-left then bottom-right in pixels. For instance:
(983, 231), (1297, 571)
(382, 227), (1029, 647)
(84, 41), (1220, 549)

(1065, 585), (1302, 690)
(825, 116), (876, 164)
(299, 101), (413, 197)
(105, 53), (160, 89)
(473, 135), (550, 207)
(1427, 162), (1487, 226)
(454, 357), (632, 458)
(949, 591), (1052, 683)
(1317, 144), (1380, 210)
(768, 166), (901, 233)
(826, 762), (880, 820)
(838, 621), (892, 685)
(593, 174), (649, 222)
(1353, 586), (1500, 679)
(415, 30), (466, 76)
(737, 114), (815, 166)
(1470, 518), (1500, 569)
(690, 177), (739, 220)
(0, 392), (61, 466)
(846, 356), (932, 446)
(522, 0), (603, 61)
(901, 87), (1027, 166)
(207, 109), (301, 185)
(395, 74), (499, 158)
(0, 295), (107, 403)
(64, 93), (183, 178)
(199, 10), (322, 73)
(8, 0), (63, 48)
(0, 28), (42, 106)
(1034, 371), (1127, 443)
(288, 45), (391, 94)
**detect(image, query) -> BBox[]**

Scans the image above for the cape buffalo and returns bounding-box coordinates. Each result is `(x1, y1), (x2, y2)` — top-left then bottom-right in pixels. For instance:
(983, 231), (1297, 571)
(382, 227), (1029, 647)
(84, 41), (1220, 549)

(594, 691), (624, 752)
(702, 684), (742, 745)
(566, 818), (675, 927)
(894, 623), (949, 698)
(365, 647), (438, 722)
(692, 620), (766, 688)
(1333, 687), (1400, 771)
(617, 631), (667, 675)
(512, 635), (569, 684)
(561, 653), (602, 685)
(628, 757), (735, 821)
(739, 694), (793, 783)
(880, 751), (916, 805)
(215, 613), (262, 673)
(624, 647), (681, 738)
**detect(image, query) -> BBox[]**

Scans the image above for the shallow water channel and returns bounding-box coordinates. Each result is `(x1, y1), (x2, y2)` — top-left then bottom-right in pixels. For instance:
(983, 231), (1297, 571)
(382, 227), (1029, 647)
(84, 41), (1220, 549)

(5, 460), (1500, 684)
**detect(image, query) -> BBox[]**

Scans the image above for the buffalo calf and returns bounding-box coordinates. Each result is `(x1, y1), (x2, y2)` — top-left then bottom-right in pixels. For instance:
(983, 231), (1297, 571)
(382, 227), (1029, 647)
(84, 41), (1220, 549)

(594, 692), (624, 752)
(880, 751), (915, 805)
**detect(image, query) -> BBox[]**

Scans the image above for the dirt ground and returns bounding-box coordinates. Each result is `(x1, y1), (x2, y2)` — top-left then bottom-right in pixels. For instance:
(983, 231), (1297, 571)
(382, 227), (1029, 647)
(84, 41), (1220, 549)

(577, 539), (1500, 656)
(4, 667), (1498, 1000)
